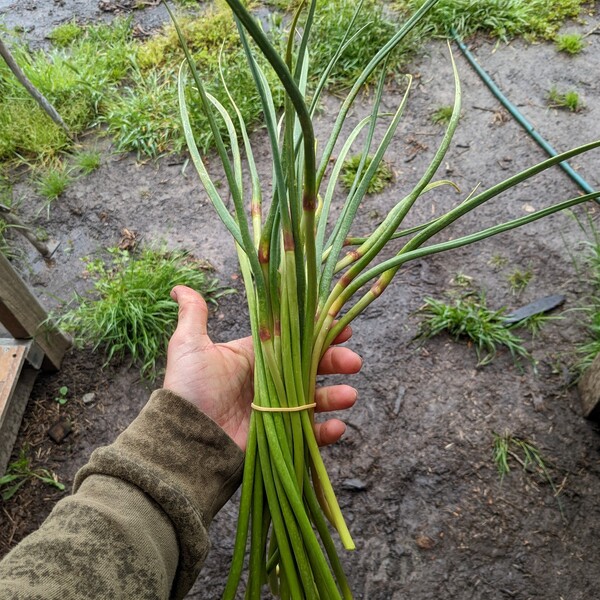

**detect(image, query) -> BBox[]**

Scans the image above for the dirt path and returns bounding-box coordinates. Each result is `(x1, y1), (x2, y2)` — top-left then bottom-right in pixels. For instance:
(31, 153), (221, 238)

(1, 3), (600, 599)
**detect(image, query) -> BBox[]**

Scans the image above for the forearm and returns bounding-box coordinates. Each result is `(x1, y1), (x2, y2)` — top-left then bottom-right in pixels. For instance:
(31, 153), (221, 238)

(0, 389), (245, 599)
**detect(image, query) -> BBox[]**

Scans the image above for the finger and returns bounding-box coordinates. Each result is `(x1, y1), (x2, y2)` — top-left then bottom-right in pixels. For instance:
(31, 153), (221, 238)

(330, 325), (352, 345)
(315, 384), (357, 412)
(314, 419), (346, 446)
(171, 285), (209, 338)
(317, 346), (362, 375)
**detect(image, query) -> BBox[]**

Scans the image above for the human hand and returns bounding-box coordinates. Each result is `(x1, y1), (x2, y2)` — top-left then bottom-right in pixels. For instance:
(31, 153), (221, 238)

(163, 285), (362, 450)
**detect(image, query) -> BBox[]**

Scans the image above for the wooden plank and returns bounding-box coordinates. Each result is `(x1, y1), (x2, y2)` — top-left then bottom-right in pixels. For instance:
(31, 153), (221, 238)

(0, 342), (27, 421)
(0, 367), (37, 476)
(0, 252), (71, 370)
(578, 351), (600, 420)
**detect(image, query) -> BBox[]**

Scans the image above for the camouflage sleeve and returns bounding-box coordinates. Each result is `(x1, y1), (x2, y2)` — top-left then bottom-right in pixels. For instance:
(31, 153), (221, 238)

(0, 389), (245, 600)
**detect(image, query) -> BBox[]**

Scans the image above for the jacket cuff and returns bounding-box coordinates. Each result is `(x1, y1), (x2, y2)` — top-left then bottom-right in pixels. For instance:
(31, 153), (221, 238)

(74, 389), (245, 596)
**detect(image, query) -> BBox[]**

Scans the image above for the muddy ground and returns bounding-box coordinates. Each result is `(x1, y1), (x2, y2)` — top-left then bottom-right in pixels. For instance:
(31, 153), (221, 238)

(1, 2), (600, 599)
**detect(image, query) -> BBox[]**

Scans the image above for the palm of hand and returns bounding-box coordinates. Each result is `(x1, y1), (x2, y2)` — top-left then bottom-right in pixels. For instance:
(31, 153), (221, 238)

(164, 333), (254, 449)
(163, 286), (361, 451)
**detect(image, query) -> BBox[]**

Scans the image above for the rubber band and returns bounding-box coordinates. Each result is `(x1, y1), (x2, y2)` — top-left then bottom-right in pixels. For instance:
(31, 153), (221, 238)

(251, 402), (317, 413)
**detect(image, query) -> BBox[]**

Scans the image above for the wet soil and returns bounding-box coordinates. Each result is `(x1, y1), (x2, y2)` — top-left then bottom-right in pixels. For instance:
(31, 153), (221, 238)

(2, 2), (600, 599)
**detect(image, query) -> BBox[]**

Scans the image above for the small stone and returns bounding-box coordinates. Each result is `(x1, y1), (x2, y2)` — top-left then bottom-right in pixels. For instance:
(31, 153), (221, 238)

(415, 534), (436, 550)
(342, 478), (368, 492)
(48, 420), (72, 444)
(82, 392), (96, 405)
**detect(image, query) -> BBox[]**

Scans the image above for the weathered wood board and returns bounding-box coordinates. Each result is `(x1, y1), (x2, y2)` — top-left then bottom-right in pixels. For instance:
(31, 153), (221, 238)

(579, 352), (600, 420)
(0, 251), (70, 371)
(0, 341), (38, 474)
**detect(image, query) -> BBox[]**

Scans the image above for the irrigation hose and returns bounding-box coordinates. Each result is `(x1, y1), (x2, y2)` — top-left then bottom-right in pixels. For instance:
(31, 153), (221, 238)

(452, 29), (596, 197)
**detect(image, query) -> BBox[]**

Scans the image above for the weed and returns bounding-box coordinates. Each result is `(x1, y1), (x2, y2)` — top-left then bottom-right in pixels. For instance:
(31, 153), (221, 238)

(106, 6), (284, 156)
(492, 432), (562, 513)
(56, 246), (233, 377)
(431, 105), (454, 125)
(340, 154), (393, 194)
(0, 19), (134, 163)
(555, 32), (585, 54)
(54, 386), (69, 405)
(103, 70), (183, 157)
(512, 312), (558, 338)
(135, 11), (240, 71)
(36, 166), (71, 201)
(488, 253), (508, 269)
(306, 0), (415, 89)
(418, 294), (529, 366)
(548, 86), (583, 112)
(451, 272), (473, 288)
(47, 21), (84, 47)
(392, 0), (585, 40)
(74, 149), (101, 175)
(507, 267), (533, 294)
(0, 447), (65, 501)
(493, 433), (549, 479)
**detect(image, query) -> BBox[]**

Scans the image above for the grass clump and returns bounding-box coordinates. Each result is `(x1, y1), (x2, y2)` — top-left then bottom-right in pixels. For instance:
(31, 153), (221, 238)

(0, 20), (134, 163)
(555, 32), (585, 54)
(47, 21), (84, 47)
(0, 446), (65, 501)
(74, 149), (101, 174)
(493, 433), (547, 479)
(106, 7), (283, 156)
(493, 432), (563, 513)
(393, 0), (585, 40)
(419, 294), (529, 366)
(36, 166), (72, 201)
(341, 154), (393, 194)
(306, 0), (415, 89)
(431, 105), (454, 125)
(56, 246), (232, 377)
(507, 267), (533, 294)
(548, 86), (583, 112)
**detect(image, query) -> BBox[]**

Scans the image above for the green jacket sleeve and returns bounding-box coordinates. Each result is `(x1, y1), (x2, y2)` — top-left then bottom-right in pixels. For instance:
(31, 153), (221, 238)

(0, 389), (245, 600)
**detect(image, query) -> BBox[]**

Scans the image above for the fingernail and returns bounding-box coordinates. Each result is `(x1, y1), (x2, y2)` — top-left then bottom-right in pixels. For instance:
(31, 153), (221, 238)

(170, 287), (178, 301)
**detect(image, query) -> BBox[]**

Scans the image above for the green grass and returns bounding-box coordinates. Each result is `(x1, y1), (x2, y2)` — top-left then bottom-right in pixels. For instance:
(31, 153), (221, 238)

(74, 149), (101, 174)
(493, 432), (547, 479)
(393, 0), (585, 40)
(555, 32), (585, 54)
(305, 0), (416, 89)
(431, 105), (454, 125)
(488, 254), (508, 269)
(0, 446), (65, 501)
(548, 86), (583, 112)
(418, 294), (530, 366)
(507, 267), (533, 294)
(105, 6), (285, 157)
(0, 19), (134, 163)
(56, 246), (233, 377)
(493, 432), (564, 514)
(451, 272), (473, 288)
(36, 166), (71, 201)
(341, 154), (393, 194)
(0, 0), (585, 166)
(47, 21), (84, 47)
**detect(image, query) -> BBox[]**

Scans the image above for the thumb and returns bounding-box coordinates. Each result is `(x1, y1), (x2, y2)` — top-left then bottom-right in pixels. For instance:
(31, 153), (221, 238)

(171, 285), (209, 338)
